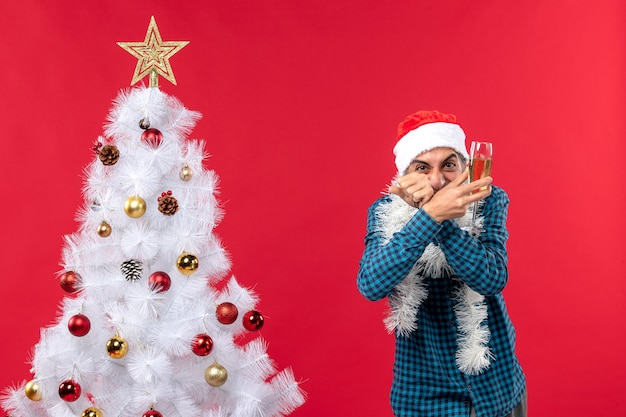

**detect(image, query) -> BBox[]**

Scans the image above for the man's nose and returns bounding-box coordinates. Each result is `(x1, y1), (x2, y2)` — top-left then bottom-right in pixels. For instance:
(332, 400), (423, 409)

(429, 170), (445, 191)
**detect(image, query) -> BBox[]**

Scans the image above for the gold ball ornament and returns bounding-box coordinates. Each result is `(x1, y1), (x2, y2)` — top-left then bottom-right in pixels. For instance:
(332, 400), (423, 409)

(97, 221), (112, 237)
(204, 362), (228, 387)
(106, 335), (129, 359)
(180, 164), (193, 181)
(24, 380), (42, 401)
(176, 252), (199, 275)
(124, 196), (147, 218)
(81, 408), (103, 417)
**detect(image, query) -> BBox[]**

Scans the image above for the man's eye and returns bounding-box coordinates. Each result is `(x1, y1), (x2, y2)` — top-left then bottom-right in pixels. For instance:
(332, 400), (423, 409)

(415, 165), (427, 171)
(444, 162), (457, 169)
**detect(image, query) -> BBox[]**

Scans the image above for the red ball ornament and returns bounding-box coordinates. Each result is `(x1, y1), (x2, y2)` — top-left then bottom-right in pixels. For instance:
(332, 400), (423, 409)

(60, 271), (81, 294)
(58, 379), (81, 402)
(141, 128), (163, 147)
(148, 271), (171, 293)
(216, 302), (238, 325)
(191, 333), (214, 356)
(242, 310), (264, 331)
(68, 314), (91, 337)
(142, 409), (163, 417)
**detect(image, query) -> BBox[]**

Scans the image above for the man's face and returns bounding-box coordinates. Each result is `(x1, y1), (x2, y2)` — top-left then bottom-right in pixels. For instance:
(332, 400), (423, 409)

(406, 147), (465, 192)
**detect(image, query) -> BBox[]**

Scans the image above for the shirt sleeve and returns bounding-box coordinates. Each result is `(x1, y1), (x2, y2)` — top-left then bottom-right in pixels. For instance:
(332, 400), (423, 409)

(436, 186), (510, 295)
(357, 197), (442, 301)
(356, 187), (510, 301)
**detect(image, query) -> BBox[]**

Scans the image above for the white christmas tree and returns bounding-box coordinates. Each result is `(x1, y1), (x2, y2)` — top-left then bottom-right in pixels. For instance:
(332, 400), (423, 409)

(1, 17), (305, 417)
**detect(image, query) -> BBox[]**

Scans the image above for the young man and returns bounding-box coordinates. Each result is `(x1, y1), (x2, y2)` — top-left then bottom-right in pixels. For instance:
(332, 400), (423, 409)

(357, 110), (526, 417)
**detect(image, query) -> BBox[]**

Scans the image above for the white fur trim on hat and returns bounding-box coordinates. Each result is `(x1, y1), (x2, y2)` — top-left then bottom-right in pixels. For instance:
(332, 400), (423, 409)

(393, 122), (469, 174)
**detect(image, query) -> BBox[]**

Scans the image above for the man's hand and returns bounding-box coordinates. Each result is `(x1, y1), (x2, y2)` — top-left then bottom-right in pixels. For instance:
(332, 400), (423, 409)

(422, 170), (492, 223)
(388, 172), (435, 209)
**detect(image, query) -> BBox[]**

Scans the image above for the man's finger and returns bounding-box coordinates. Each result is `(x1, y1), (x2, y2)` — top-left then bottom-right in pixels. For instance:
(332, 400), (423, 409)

(461, 176), (492, 193)
(396, 172), (429, 189)
(450, 169), (469, 186)
(388, 185), (402, 196)
(418, 193), (433, 209)
(465, 185), (492, 204)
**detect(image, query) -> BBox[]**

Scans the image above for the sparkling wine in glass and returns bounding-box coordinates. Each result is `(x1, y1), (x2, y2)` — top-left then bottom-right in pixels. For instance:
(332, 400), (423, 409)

(469, 141), (492, 223)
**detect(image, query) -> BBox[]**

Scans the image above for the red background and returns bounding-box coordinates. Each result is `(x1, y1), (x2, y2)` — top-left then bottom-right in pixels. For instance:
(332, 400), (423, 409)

(1, 1), (625, 416)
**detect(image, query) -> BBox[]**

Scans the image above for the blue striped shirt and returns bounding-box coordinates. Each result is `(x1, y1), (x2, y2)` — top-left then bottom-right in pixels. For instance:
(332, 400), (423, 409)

(357, 186), (525, 417)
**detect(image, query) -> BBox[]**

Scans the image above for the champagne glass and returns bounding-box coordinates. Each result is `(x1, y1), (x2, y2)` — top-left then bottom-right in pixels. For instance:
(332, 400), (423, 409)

(469, 141), (493, 224)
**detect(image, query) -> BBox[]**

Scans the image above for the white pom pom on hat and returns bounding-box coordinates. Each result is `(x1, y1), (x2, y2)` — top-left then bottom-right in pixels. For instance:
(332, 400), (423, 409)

(393, 110), (469, 174)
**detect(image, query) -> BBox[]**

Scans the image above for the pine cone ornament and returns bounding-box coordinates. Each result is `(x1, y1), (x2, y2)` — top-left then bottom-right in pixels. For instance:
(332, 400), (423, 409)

(158, 191), (178, 216)
(121, 259), (143, 282)
(98, 144), (120, 166)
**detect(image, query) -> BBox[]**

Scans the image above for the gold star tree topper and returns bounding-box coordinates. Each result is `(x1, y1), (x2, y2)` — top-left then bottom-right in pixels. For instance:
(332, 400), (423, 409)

(118, 16), (189, 87)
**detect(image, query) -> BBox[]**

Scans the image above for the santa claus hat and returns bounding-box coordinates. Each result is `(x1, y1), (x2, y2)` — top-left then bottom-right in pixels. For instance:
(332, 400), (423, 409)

(393, 110), (469, 174)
